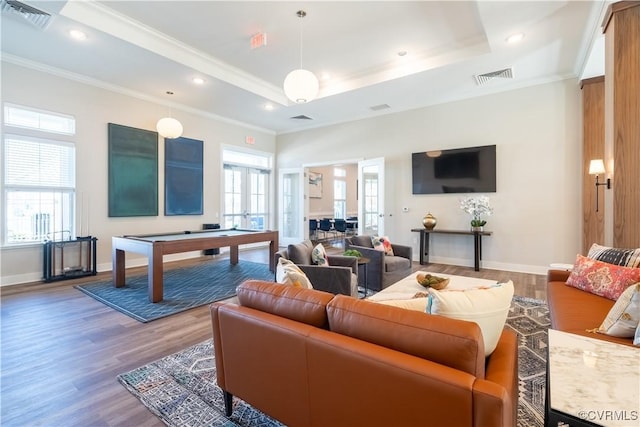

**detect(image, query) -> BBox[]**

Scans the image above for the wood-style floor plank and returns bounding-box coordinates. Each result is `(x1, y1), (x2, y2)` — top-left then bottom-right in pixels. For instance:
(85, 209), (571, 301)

(1, 246), (546, 426)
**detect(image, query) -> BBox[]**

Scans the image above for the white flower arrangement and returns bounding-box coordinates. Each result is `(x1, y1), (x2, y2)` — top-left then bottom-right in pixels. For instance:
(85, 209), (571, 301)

(459, 196), (493, 227)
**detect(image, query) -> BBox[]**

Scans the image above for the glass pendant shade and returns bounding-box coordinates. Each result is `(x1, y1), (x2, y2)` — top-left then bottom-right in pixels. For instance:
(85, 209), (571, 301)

(156, 117), (183, 139)
(284, 69), (319, 103)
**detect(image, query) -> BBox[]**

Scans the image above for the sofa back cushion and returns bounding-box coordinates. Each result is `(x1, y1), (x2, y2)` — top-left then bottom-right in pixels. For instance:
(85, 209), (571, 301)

(326, 295), (486, 378)
(287, 240), (314, 265)
(350, 235), (374, 248)
(236, 280), (334, 328)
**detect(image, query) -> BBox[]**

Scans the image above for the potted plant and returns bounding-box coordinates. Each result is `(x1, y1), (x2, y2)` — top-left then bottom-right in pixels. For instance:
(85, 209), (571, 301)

(460, 196), (493, 231)
(343, 249), (363, 258)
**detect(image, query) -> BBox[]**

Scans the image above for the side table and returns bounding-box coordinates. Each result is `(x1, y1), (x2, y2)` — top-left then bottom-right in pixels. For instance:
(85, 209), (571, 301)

(357, 257), (370, 299)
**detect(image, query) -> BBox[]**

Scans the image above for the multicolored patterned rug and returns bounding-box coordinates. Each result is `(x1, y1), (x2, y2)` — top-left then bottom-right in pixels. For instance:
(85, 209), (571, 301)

(118, 296), (550, 426)
(75, 260), (273, 322)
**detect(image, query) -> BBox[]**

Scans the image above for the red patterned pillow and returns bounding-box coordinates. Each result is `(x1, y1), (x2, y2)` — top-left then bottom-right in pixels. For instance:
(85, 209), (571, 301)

(566, 254), (640, 300)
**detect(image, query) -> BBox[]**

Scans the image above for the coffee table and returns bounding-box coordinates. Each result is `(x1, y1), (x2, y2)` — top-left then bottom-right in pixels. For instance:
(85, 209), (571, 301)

(367, 271), (500, 302)
(545, 329), (640, 427)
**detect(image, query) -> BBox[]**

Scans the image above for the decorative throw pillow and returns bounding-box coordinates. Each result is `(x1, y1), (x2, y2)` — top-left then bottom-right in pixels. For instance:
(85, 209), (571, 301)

(566, 254), (640, 301)
(371, 236), (394, 256)
(275, 258), (313, 289)
(595, 283), (640, 337)
(311, 243), (329, 266)
(588, 243), (640, 268)
(426, 281), (514, 356)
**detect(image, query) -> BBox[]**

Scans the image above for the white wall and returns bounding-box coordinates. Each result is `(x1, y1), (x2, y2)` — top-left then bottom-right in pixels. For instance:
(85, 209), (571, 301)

(1, 62), (276, 285)
(277, 79), (583, 274)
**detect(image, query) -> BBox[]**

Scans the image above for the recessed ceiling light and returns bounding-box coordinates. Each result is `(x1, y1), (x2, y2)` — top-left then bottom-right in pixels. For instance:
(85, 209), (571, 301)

(506, 33), (524, 44)
(69, 29), (87, 41)
(192, 77), (205, 85)
(321, 73), (331, 81)
(264, 104), (274, 111)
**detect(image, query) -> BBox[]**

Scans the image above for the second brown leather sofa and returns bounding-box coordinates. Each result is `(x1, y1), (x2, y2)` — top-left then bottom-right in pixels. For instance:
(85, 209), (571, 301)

(211, 280), (518, 427)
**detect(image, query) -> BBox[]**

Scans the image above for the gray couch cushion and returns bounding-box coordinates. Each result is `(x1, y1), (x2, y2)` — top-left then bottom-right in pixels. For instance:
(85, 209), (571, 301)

(385, 255), (411, 272)
(350, 235), (373, 248)
(288, 240), (314, 265)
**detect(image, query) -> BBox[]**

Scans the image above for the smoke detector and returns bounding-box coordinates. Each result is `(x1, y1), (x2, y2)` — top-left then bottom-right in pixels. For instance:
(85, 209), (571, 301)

(1, 0), (52, 30)
(474, 67), (513, 86)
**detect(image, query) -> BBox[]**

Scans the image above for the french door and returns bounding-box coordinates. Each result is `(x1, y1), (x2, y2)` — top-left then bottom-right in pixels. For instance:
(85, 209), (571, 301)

(358, 157), (385, 236)
(222, 165), (269, 230)
(277, 168), (306, 246)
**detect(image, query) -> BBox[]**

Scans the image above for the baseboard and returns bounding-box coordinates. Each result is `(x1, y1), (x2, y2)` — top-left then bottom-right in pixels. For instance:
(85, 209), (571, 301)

(420, 255), (549, 276)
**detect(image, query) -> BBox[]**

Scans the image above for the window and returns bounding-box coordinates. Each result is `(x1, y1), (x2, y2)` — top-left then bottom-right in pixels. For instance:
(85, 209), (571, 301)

(222, 148), (272, 230)
(333, 167), (346, 219)
(3, 105), (76, 245)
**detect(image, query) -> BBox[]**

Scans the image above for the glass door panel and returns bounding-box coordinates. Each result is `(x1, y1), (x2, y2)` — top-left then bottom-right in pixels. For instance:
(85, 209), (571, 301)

(358, 158), (385, 236)
(278, 168), (304, 246)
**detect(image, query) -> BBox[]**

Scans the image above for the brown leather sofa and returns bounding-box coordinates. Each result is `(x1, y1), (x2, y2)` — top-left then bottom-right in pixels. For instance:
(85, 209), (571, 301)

(547, 269), (635, 346)
(210, 280), (519, 427)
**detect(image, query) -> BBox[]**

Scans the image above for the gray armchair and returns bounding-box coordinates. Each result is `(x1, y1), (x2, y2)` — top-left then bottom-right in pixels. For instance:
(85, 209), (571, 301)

(274, 240), (359, 297)
(345, 235), (413, 291)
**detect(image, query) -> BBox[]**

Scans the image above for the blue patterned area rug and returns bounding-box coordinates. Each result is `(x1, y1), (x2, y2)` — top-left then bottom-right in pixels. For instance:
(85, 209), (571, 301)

(118, 296), (550, 426)
(75, 260), (273, 323)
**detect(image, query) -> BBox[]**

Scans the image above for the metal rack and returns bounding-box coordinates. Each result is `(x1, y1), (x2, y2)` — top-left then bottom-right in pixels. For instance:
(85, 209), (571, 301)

(43, 236), (98, 282)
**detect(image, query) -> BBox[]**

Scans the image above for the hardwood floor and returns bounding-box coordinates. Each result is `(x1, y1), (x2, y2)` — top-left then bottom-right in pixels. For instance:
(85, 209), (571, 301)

(0, 246), (546, 426)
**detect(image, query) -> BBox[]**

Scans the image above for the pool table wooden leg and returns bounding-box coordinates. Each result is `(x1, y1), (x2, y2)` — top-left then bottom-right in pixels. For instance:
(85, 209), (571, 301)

(150, 246), (164, 303)
(229, 245), (239, 265)
(113, 248), (125, 288)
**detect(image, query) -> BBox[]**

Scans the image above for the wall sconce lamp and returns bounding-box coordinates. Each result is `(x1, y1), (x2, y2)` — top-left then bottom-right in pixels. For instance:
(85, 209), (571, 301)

(588, 159), (612, 212)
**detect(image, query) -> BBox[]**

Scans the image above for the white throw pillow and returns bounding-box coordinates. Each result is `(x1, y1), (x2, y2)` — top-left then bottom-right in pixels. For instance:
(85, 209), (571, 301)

(597, 283), (640, 337)
(311, 243), (329, 266)
(375, 297), (428, 311)
(276, 258), (313, 289)
(426, 281), (514, 356)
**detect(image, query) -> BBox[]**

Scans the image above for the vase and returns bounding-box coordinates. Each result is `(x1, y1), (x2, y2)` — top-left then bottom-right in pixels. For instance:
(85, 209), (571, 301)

(471, 226), (484, 232)
(422, 213), (437, 230)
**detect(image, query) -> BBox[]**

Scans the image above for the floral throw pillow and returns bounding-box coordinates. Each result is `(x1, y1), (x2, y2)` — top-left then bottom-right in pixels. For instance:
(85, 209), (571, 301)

(371, 236), (394, 256)
(566, 254), (640, 300)
(311, 243), (329, 266)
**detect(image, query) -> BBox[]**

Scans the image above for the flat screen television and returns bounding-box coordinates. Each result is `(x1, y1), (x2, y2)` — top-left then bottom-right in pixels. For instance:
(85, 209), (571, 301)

(412, 145), (496, 194)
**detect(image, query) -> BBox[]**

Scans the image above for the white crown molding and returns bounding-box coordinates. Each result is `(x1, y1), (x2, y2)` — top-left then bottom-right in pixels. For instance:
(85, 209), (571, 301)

(2, 54), (276, 135)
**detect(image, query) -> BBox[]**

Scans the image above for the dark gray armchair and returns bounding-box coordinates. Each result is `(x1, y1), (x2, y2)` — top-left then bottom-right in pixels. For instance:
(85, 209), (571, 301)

(345, 235), (413, 291)
(274, 240), (359, 297)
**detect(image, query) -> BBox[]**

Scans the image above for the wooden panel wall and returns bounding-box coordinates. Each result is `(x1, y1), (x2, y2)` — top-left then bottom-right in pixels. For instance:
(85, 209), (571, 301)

(581, 77), (605, 254)
(603, 2), (640, 248)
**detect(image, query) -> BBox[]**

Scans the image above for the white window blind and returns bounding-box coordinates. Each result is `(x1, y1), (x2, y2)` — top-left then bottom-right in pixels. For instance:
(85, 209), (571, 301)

(4, 103), (76, 135)
(4, 137), (75, 188)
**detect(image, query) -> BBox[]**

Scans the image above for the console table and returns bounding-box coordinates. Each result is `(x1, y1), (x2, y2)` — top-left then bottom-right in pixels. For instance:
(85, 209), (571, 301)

(410, 228), (492, 271)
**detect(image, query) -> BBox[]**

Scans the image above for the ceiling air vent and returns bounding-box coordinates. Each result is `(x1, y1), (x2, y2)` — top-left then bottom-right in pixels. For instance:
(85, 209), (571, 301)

(474, 67), (513, 86)
(290, 115), (313, 120)
(1, 0), (52, 30)
(370, 104), (391, 111)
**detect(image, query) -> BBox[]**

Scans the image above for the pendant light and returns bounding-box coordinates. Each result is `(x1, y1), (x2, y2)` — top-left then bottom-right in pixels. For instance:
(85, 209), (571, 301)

(283, 10), (319, 104)
(156, 91), (183, 139)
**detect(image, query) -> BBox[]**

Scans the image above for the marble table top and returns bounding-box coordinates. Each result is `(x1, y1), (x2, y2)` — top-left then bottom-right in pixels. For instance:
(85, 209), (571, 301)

(548, 329), (640, 427)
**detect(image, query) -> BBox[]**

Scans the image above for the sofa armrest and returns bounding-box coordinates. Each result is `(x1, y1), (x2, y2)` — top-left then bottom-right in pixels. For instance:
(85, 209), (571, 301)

(298, 264), (352, 296)
(391, 243), (412, 260)
(327, 254), (358, 275)
(473, 329), (518, 427)
(547, 269), (571, 283)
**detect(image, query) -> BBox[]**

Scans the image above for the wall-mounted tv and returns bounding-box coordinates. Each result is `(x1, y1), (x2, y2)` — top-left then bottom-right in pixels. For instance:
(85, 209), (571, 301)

(412, 145), (496, 194)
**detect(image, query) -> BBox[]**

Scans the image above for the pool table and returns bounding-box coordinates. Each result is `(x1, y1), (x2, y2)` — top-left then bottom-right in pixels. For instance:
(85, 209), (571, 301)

(112, 228), (278, 302)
